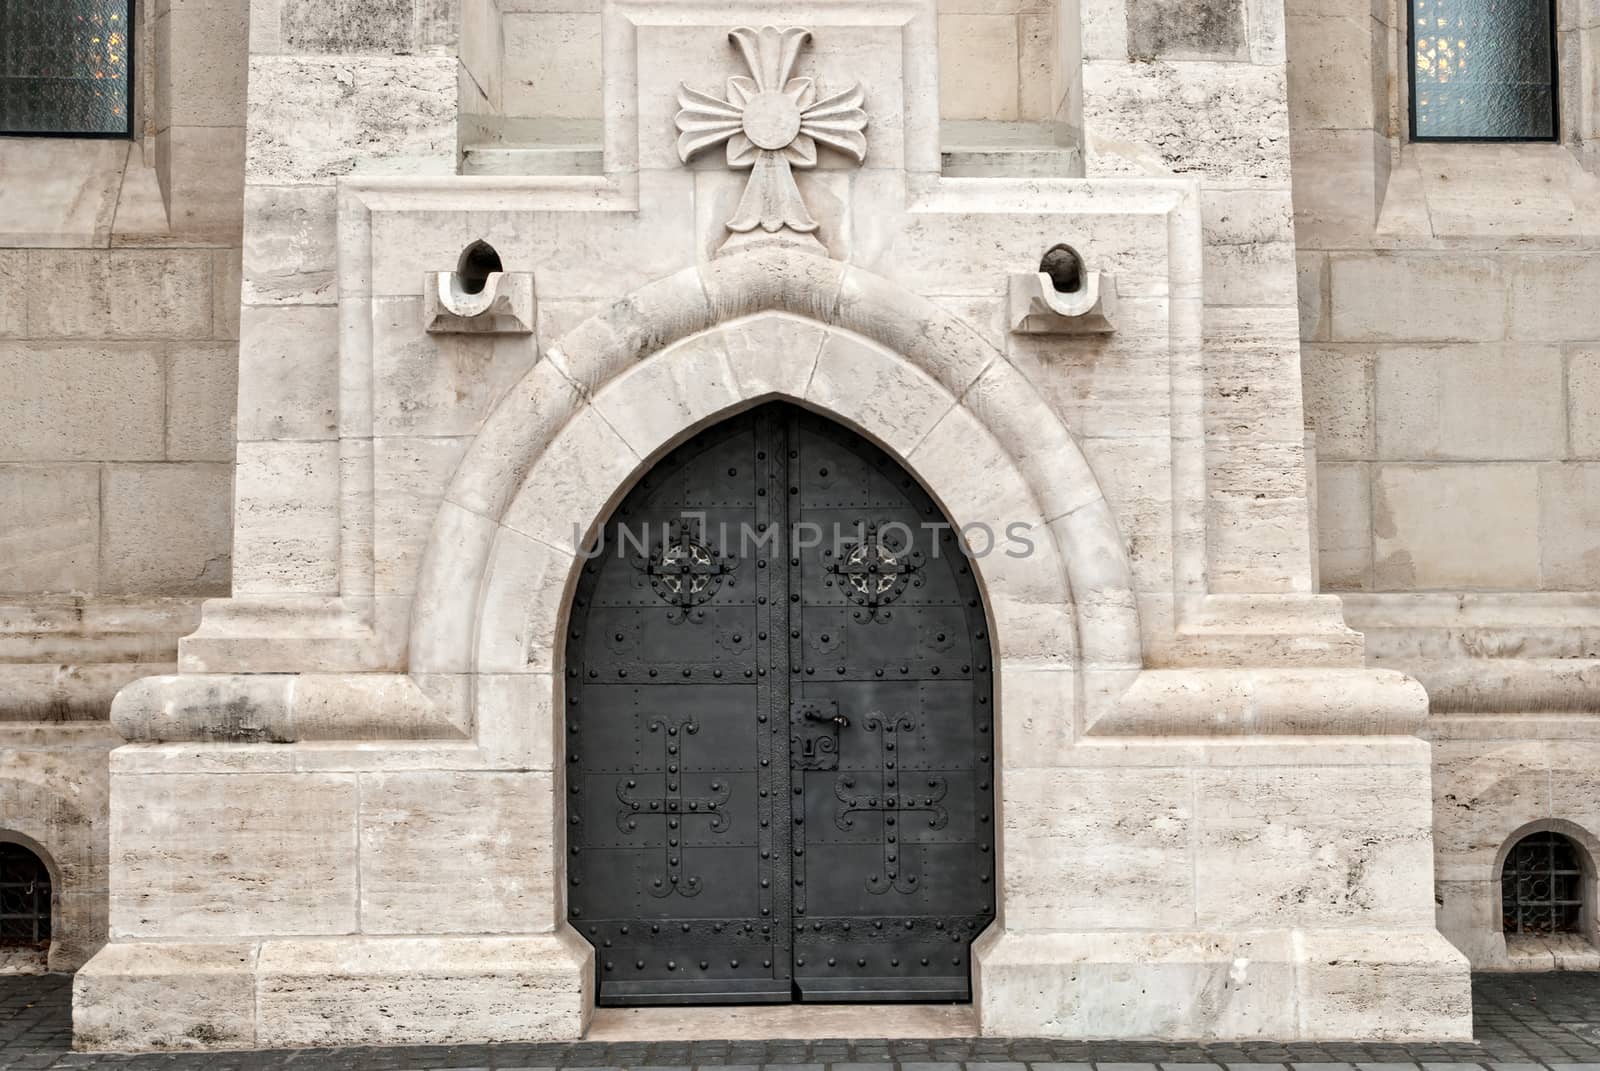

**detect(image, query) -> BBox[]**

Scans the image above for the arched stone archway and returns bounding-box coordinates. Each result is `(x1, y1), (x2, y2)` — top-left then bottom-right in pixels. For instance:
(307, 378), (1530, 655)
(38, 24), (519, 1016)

(410, 246), (1140, 695)
(397, 247), (1139, 1022)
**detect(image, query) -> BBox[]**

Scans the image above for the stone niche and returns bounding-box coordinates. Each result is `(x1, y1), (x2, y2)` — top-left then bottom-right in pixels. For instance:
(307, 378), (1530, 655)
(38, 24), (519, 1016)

(73, 0), (1470, 1050)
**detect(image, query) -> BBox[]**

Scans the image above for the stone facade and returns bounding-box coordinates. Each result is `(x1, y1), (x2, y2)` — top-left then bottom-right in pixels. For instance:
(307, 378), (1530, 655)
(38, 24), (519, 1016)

(1286, 0), (1600, 972)
(0, 0), (1589, 1050)
(0, 0), (247, 973)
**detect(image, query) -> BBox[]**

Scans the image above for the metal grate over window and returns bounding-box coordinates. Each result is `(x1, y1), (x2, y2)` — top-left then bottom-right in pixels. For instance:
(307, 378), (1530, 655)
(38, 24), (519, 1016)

(1409, 0), (1557, 141)
(0, 841), (51, 949)
(0, 0), (133, 137)
(1502, 831), (1586, 936)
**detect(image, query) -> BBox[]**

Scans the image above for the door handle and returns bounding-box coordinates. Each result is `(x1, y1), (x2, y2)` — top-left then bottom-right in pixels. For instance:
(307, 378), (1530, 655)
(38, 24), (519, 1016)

(803, 707), (849, 729)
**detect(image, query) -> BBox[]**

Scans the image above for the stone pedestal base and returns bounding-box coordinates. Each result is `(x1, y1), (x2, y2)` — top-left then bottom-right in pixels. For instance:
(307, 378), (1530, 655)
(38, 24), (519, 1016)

(973, 928), (1472, 1040)
(73, 933), (593, 1051)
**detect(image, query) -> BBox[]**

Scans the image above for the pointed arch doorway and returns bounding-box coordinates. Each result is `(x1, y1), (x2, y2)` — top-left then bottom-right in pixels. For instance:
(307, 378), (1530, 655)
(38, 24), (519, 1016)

(565, 402), (997, 1005)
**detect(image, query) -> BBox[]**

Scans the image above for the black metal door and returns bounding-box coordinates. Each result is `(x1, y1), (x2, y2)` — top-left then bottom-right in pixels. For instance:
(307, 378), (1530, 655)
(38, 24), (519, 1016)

(565, 403), (995, 1005)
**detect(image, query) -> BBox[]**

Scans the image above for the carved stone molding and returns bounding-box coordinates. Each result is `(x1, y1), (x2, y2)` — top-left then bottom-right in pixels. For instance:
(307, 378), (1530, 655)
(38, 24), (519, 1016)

(674, 26), (867, 249)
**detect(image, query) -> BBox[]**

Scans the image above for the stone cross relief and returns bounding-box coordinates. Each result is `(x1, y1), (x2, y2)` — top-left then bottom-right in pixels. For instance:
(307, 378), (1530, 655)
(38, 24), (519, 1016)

(674, 26), (868, 250)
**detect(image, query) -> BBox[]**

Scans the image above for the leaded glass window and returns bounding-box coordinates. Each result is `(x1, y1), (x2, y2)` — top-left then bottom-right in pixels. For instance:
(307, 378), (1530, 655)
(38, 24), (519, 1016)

(1502, 831), (1586, 936)
(0, 0), (132, 137)
(1410, 0), (1557, 141)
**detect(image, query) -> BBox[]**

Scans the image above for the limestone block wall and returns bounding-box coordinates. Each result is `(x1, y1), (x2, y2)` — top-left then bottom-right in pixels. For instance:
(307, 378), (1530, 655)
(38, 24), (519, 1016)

(1078, 0), (1309, 597)
(0, 0), (248, 971)
(1284, 0), (1600, 967)
(61, 0), (1482, 1046)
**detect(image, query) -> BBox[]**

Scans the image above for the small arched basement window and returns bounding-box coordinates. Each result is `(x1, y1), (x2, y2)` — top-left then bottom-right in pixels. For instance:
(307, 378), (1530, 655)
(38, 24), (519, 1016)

(1502, 830), (1586, 936)
(0, 840), (52, 950)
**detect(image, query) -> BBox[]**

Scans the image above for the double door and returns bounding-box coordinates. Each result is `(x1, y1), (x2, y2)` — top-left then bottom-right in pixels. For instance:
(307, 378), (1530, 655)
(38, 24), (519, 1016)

(564, 403), (995, 1004)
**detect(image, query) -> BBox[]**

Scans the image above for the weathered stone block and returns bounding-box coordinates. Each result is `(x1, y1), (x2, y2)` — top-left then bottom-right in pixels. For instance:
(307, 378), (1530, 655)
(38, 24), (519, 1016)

(1300, 344), (1372, 459)
(1287, 128), (1383, 248)
(1431, 740), (1556, 870)
(1373, 464), (1540, 589)
(1194, 763), (1437, 928)
(502, 13), (604, 119)
(1297, 251), (1326, 341)
(0, 140), (125, 248)
(110, 772), (358, 938)
(99, 464), (232, 596)
(1002, 767), (1193, 930)
(1330, 254), (1505, 343)
(242, 185), (338, 305)
(1127, 0), (1245, 60)
(1315, 461), (1370, 591)
(73, 942), (258, 1051)
(237, 305), (339, 441)
(371, 297), (540, 437)
(0, 250), (25, 336)
(164, 0), (249, 127)
(159, 126), (248, 243)
(1571, 348), (1600, 458)
(166, 343), (239, 462)
(975, 930), (1297, 1039)
(359, 771), (556, 933)
(254, 934), (590, 1046)
(1375, 344), (1565, 461)
(1295, 931), (1472, 1040)
(283, 0), (413, 53)
(232, 441), (341, 594)
(0, 464), (100, 594)
(1083, 60), (1289, 183)
(27, 251), (213, 340)
(373, 434), (470, 595)
(0, 343), (165, 462)
(246, 56), (456, 182)
(1017, 11), (1057, 121)
(1200, 188), (1298, 306)
(1284, 13), (1375, 130)
(212, 250), (242, 341)
(1508, 253), (1600, 342)
(1538, 463), (1600, 588)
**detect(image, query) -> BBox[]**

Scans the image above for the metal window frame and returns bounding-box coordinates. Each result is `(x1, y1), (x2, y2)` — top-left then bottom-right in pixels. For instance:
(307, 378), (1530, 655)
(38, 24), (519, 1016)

(0, 0), (137, 139)
(1407, 0), (1560, 144)
(1501, 831), (1586, 936)
(0, 841), (52, 947)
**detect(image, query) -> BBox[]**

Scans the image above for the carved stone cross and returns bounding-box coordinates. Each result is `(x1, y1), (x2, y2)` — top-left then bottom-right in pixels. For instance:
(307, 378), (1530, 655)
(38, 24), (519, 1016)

(674, 25), (868, 245)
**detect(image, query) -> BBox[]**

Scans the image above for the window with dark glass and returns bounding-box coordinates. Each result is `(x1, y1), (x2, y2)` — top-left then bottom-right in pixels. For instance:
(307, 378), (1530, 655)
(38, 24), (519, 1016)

(1410, 0), (1557, 141)
(0, 0), (132, 137)
(1502, 831), (1586, 936)
(0, 842), (51, 950)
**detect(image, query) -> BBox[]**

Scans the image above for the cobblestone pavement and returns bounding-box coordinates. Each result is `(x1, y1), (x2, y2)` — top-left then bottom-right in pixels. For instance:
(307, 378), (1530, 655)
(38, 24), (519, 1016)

(2, 973), (1599, 1070)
